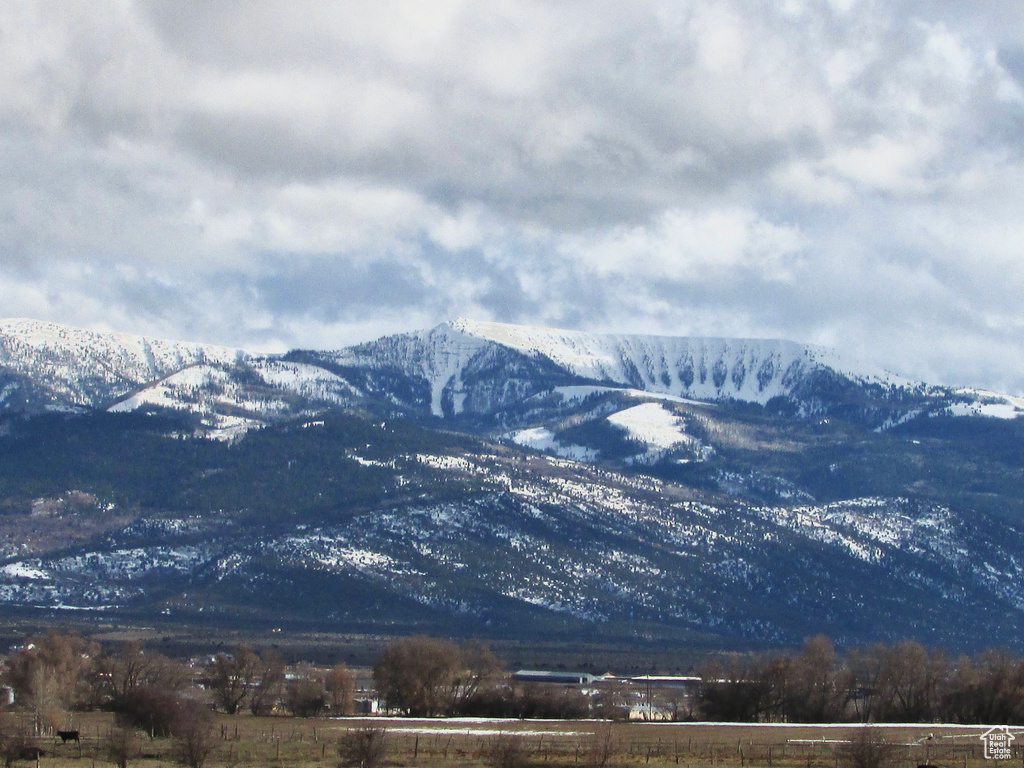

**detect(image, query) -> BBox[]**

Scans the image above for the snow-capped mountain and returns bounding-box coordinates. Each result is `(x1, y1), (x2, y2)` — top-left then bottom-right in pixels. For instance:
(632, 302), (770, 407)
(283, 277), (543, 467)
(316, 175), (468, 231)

(321, 317), (917, 413)
(1, 316), (1020, 446)
(448, 318), (913, 402)
(2, 318), (1024, 650)
(0, 319), (366, 437)
(0, 318), (243, 413)
(300, 318), (943, 425)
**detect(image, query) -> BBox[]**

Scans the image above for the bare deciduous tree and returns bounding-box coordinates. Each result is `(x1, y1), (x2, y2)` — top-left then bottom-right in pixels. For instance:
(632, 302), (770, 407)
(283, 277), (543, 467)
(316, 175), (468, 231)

(373, 636), (461, 716)
(846, 644), (885, 723)
(114, 686), (183, 738)
(875, 641), (947, 722)
(0, 714), (34, 768)
(451, 643), (502, 712)
(783, 636), (848, 722)
(588, 722), (617, 768)
(208, 646), (258, 715)
(338, 728), (388, 768)
(88, 642), (189, 714)
(698, 655), (773, 722)
(837, 728), (900, 768)
(373, 636), (502, 717)
(249, 650), (285, 717)
(285, 664), (326, 718)
(485, 734), (530, 768)
(105, 726), (140, 768)
(939, 649), (1024, 724)
(4, 631), (97, 732)
(171, 701), (215, 768)
(326, 664), (355, 716)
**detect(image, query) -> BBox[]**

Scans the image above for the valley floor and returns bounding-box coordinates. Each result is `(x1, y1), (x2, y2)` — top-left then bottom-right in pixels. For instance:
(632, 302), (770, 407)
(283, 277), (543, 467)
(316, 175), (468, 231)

(0, 615), (717, 673)
(7, 711), (1016, 768)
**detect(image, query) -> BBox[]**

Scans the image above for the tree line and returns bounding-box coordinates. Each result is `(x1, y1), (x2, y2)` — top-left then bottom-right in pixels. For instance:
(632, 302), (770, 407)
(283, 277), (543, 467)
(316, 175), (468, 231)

(694, 635), (1024, 724)
(5, 630), (1024, 727)
(366, 635), (1024, 724)
(0, 630), (356, 735)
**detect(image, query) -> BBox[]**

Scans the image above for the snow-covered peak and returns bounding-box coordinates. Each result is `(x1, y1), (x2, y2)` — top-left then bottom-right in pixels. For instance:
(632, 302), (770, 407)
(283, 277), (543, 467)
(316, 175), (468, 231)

(447, 318), (913, 404)
(0, 318), (242, 367)
(0, 318), (245, 409)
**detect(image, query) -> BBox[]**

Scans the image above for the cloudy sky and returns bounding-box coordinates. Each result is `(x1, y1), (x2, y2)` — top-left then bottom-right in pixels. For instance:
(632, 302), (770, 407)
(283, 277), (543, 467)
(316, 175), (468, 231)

(3, 1), (1024, 393)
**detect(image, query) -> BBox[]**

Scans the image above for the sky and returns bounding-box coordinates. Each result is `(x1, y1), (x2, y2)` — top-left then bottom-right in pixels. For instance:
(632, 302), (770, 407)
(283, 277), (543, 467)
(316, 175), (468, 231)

(2, 1), (1024, 394)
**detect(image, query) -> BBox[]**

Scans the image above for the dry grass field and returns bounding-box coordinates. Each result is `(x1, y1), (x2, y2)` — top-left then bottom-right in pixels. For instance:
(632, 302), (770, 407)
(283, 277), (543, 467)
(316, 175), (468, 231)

(9, 712), (1022, 768)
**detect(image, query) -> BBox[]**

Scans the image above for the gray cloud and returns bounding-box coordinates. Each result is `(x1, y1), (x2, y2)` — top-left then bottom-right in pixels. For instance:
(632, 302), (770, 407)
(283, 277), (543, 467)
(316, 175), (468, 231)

(1, 1), (1023, 392)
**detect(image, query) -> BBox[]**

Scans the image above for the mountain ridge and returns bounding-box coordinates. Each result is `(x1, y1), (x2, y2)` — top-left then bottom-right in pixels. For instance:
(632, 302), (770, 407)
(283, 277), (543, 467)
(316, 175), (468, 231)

(1, 317), (1024, 650)
(3, 316), (1021, 439)
(4, 315), (1019, 436)
(0, 317), (244, 413)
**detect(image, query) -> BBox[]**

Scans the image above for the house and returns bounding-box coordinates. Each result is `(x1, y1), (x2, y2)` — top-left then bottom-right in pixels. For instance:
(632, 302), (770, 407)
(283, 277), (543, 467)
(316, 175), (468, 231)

(353, 698), (380, 715)
(512, 670), (596, 685)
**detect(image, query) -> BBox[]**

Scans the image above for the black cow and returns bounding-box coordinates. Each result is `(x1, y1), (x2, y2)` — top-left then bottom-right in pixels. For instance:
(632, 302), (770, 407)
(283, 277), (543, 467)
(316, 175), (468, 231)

(56, 730), (80, 744)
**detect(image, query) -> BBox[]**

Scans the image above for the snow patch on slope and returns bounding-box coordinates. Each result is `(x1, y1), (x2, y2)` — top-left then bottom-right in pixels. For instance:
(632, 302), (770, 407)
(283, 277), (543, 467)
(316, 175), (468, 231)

(507, 427), (599, 462)
(754, 498), (956, 564)
(607, 403), (690, 450)
(0, 563), (48, 580)
(947, 389), (1024, 419)
(551, 385), (709, 406)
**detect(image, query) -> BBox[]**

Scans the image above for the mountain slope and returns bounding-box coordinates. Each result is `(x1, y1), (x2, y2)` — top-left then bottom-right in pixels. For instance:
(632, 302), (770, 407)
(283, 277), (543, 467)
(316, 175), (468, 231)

(299, 320), (584, 419)
(0, 410), (1022, 650)
(2, 318), (1024, 650)
(107, 359), (362, 438)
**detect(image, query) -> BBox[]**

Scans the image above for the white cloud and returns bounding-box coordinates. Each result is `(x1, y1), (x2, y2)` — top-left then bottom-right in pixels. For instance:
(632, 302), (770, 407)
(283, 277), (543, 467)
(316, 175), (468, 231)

(0, 1), (1023, 393)
(566, 209), (807, 282)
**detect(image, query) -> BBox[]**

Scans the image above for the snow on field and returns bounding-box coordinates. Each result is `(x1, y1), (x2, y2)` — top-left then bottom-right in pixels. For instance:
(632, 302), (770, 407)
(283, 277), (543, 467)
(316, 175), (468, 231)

(357, 727), (589, 737)
(642, 722), (1024, 732)
(332, 716), (596, 729)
